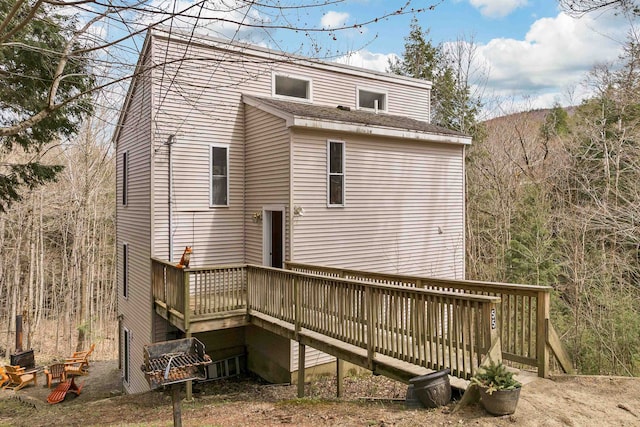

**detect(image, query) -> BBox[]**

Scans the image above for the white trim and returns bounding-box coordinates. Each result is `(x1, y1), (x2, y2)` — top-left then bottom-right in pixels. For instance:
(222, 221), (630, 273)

(209, 143), (230, 207)
(327, 140), (346, 207)
(272, 71), (313, 102)
(356, 86), (388, 112)
(295, 118), (472, 145)
(262, 205), (286, 267)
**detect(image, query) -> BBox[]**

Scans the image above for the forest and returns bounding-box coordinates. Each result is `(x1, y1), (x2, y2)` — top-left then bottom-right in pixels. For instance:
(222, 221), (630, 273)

(0, 0), (638, 377)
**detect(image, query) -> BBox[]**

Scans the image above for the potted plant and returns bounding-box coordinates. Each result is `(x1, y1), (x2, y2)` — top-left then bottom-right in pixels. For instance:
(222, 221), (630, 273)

(471, 360), (522, 416)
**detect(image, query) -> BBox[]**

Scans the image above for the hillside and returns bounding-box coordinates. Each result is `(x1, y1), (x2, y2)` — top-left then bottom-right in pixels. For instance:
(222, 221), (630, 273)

(1, 360), (639, 426)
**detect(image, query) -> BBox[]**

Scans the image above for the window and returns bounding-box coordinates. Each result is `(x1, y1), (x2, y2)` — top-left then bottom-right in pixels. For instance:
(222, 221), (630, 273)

(122, 151), (129, 205)
(122, 243), (128, 298)
(273, 74), (311, 100)
(123, 328), (130, 384)
(210, 144), (229, 206)
(327, 141), (345, 206)
(358, 88), (387, 111)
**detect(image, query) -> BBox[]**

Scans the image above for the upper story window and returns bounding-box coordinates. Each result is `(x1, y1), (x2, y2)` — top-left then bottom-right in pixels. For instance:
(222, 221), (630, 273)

(122, 151), (129, 206)
(210, 144), (229, 206)
(273, 73), (312, 101)
(357, 88), (387, 112)
(327, 140), (345, 207)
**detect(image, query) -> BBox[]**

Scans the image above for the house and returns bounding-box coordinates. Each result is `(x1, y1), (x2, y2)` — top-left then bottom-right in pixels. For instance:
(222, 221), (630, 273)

(114, 28), (471, 394)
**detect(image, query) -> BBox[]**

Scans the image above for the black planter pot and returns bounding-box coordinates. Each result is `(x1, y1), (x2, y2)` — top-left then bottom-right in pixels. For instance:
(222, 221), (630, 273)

(408, 369), (451, 408)
(479, 386), (521, 416)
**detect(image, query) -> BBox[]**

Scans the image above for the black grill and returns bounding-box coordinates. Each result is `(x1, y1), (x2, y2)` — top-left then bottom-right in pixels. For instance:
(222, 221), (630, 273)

(141, 338), (211, 389)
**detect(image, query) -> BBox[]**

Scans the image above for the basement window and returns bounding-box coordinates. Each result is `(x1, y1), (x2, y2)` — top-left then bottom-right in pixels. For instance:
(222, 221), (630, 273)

(357, 88), (387, 112)
(273, 73), (312, 100)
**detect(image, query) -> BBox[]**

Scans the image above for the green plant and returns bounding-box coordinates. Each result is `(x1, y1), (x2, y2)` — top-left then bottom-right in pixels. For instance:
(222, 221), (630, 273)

(471, 360), (521, 395)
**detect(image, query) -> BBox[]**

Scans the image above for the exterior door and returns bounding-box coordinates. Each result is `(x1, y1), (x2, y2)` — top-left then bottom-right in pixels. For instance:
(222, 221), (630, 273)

(263, 208), (284, 268)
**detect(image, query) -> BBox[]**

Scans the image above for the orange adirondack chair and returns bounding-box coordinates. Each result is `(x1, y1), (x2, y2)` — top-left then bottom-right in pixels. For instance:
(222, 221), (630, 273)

(44, 363), (67, 388)
(64, 343), (95, 376)
(2, 365), (37, 391)
(0, 366), (8, 388)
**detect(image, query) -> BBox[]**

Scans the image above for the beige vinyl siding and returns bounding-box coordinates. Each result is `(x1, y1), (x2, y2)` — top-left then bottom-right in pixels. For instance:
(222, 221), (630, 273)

(150, 38), (258, 265)
(116, 51), (153, 394)
(149, 34), (432, 267)
(290, 341), (336, 372)
(292, 128), (465, 279)
(244, 105), (291, 264)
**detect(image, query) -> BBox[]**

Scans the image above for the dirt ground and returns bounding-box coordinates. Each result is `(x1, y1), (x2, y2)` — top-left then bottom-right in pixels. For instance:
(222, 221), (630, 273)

(1, 360), (640, 426)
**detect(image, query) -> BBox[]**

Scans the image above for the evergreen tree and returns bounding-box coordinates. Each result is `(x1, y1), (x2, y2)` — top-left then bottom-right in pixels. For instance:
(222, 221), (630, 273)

(388, 18), (482, 136)
(0, 2), (94, 212)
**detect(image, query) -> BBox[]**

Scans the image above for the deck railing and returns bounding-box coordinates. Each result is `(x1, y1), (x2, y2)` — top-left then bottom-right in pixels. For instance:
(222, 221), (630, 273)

(247, 265), (501, 379)
(151, 258), (247, 330)
(151, 259), (563, 378)
(285, 262), (552, 376)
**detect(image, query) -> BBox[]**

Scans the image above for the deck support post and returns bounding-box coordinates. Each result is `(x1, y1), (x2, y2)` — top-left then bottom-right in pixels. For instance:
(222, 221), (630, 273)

(336, 359), (344, 398)
(297, 343), (305, 398)
(536, 290), (550, 378)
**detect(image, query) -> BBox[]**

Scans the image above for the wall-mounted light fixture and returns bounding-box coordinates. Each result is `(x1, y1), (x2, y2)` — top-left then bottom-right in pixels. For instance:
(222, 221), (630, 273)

(252, 211), (263, 223)
(293, 205), (305, 217)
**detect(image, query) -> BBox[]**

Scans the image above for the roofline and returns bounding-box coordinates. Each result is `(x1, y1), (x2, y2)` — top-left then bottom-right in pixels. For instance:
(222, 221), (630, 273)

(291, 118), (472, 145)
(150, 27), (432, 90)
(243, 95), (471, 146)
(112, 32), (153, 147)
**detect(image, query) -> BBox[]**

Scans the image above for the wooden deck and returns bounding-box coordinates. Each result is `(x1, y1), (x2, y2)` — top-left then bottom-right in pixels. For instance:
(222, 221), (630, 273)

(151, 258), (573, 385)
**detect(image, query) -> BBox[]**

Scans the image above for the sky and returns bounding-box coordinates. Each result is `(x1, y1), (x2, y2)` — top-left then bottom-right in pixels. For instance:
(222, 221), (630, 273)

(263, 0), (637, 116)
(95, 0), (639, 118)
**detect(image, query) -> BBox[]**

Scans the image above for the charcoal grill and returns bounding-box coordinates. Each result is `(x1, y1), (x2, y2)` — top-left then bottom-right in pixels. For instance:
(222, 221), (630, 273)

(141, 337), (211, 389)
(141, 338), (211, 427)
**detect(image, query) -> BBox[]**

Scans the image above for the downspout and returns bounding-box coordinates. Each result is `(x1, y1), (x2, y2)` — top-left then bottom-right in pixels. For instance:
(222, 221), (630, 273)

(167, 135), (175, 261)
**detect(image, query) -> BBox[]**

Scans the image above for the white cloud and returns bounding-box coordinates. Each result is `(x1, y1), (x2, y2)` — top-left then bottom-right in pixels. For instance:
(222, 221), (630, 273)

(469, 0), (528, 18)
(334, 50), (397, 73)
(321, 11), (350, 29)
(475, 11), (629, 110)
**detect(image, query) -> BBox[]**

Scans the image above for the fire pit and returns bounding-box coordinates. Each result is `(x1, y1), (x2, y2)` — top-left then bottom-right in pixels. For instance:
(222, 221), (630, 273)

(141, 337), (211, 389)
(141, 338), (211, 427)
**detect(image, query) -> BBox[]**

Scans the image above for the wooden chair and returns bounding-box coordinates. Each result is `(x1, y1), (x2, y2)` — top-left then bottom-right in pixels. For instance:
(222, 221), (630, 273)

(67, 343), (95, 362)
(0, 366), (8, 388)
(64, 343), (95, 376)
(2, 365), (37, 391)
(44, 363), (67, 388)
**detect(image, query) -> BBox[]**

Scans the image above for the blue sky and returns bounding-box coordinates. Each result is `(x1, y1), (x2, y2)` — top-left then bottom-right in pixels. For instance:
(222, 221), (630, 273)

(268, 0), (636, 115)
(100, 0), (638, 116)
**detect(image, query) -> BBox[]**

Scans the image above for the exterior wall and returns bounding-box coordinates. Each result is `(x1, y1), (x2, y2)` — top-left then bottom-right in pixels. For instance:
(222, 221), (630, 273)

(291, 128), (466, 279)
(246, 326), (292, 384)
(149, 33), (433, 268)
(244, 105), (291, 264)
(116, 51), (154, 394)
(118, 31), (457, 391)
(195, 328), (246, 362)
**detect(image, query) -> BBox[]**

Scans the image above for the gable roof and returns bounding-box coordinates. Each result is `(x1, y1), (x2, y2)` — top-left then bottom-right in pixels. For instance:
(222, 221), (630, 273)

(243, 95), (472, 145)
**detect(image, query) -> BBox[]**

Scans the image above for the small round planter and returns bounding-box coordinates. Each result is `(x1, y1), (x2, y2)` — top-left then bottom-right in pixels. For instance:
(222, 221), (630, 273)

(479, 386), (521, 416)
(408, 369), (451, 408)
